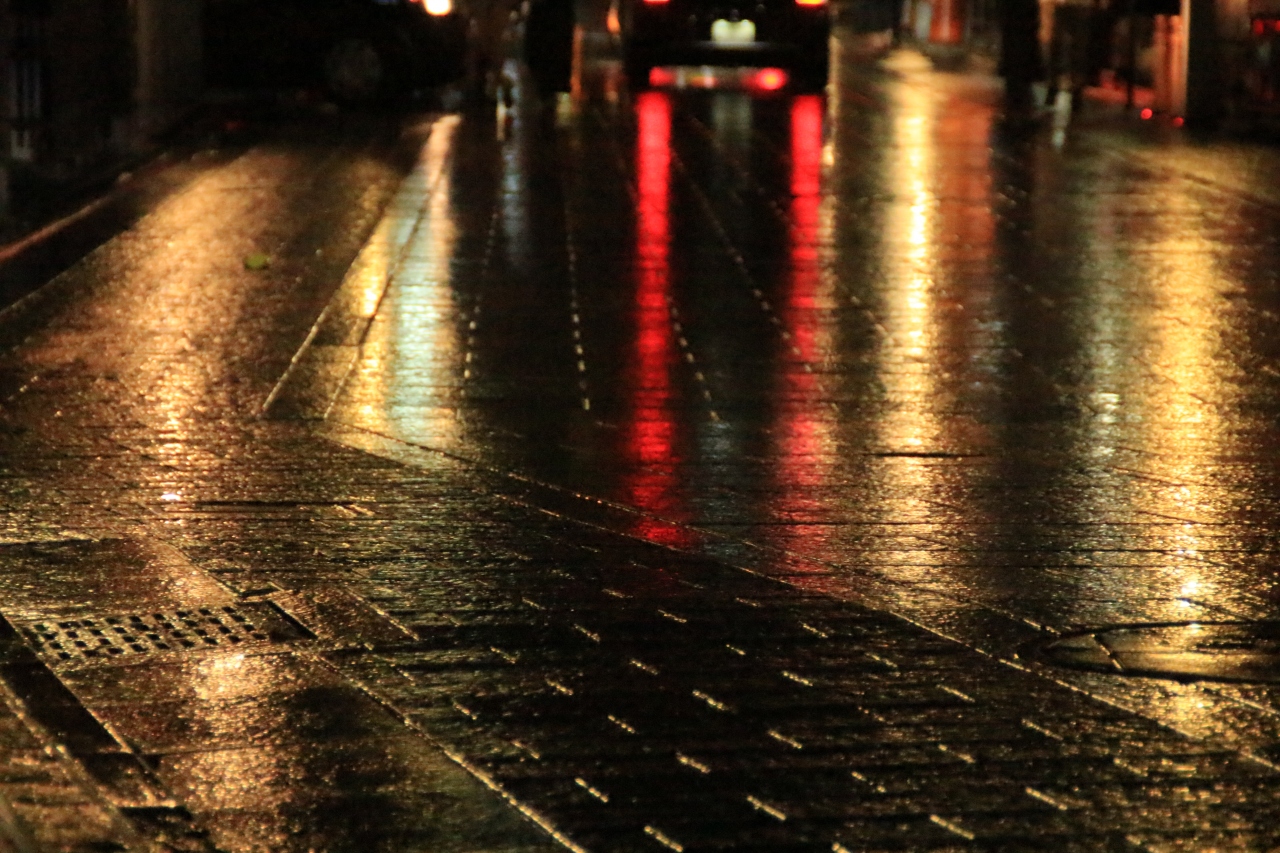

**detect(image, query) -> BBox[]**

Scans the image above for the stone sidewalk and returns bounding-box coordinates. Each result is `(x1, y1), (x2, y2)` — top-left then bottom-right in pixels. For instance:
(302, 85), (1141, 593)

(1, 50), (1280, 852)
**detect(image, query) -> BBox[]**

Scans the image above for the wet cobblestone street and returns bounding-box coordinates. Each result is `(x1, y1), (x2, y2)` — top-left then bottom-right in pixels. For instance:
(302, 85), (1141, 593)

(3, 38), (1280, 852)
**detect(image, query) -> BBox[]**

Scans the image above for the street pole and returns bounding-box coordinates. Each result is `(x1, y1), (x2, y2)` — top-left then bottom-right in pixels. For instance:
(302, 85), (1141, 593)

(999, 0), (1043, 114)
(1182, 0), (1218, 124)
(1126, 0), (1137, 108)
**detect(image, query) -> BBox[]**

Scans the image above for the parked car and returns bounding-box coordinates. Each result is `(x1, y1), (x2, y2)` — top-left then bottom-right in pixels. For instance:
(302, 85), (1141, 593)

(616, 0), (830, 90)
(204, 0), (470, 101)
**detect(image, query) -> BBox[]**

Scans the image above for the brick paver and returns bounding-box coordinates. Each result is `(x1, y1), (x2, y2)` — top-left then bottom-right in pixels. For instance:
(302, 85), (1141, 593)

(2, 47), (1280, 852)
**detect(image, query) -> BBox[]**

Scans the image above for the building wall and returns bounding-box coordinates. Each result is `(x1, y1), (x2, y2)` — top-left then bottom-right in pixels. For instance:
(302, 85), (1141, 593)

(896, 0), (1261, 119)
(134, 0), (201, 137)
(1, 0), (201, 213)
(43, 0), (133, 171)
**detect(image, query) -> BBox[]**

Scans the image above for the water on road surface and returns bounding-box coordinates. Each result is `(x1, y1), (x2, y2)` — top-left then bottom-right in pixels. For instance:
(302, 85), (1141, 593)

(3, 35), (1280, 853)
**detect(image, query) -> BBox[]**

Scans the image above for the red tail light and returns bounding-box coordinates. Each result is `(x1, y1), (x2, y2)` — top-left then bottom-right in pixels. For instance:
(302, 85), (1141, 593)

(649, 67), (678, 86)
(795, 0), (826, 6)
(750, 68), (788, 91)
(643, 0), (670, 5)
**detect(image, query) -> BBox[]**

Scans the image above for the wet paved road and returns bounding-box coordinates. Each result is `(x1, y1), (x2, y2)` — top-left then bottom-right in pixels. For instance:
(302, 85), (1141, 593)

(5, 34), (1280, 853)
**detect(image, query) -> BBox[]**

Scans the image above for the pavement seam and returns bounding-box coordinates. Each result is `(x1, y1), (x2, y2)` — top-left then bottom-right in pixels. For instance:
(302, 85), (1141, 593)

(310, 651), (590, 853)
(261, 115), (460, 418)
(0, 641), (152, 852)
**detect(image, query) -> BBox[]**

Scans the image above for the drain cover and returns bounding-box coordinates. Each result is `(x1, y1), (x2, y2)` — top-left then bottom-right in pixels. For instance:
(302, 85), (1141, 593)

(1037, 621), (1280, 684)
(17, 603), (307, 666)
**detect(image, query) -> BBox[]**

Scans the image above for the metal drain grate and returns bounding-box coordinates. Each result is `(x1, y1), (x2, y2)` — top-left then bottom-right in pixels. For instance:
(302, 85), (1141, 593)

(18, 604), (303, 664)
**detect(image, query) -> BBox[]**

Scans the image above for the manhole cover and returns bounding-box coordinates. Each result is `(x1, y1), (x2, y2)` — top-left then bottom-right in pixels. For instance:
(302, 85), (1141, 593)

(1036, 621), (1280, 684)
(16, 603), (308, 666)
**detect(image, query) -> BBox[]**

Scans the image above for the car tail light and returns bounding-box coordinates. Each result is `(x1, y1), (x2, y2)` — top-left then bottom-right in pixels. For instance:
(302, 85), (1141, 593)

(649, 67), (677, 86)
(749, 68), (788, 91)
(643, 0), (670, 6)
(423, 0), (452, 14)
(795, 0), (826, 6)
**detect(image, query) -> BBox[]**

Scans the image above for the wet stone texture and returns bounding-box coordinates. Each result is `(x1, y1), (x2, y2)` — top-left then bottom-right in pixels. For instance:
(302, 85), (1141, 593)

(3, 38), (1280, 852)
(1039, 621), (1280, 683)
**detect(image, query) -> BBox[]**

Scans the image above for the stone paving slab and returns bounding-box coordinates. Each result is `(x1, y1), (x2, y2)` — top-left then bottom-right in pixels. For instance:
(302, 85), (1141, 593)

(6, 44), (1280, 853)
(180, 424), (1275, 850)
(0, 111), (564, 853)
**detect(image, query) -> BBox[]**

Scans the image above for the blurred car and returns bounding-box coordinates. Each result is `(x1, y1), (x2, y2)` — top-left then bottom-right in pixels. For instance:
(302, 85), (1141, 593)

(205, 0), (470, 102)
(616, 0), (830, 90)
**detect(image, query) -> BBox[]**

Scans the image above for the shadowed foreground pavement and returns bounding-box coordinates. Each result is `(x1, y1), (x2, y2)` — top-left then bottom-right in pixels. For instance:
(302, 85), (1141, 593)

(3, 42), (1280, 852)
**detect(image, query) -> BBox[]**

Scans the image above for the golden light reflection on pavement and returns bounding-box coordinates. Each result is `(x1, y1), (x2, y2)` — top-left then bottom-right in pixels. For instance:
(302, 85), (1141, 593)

(5, 35), (1276, 849)
(303, 50), (1280, 779)
(768, 94), (837, 553)
(343, 117), (463, 448)
(622, 91), (695, 547)
(876, 73), (944, 459)
(1067, 168), (1243, 628)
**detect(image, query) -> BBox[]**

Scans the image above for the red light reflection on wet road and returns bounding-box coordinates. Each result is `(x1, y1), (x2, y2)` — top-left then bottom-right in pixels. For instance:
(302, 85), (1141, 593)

(771, 95), (831, 543)
(786, 94), (824, 365)
(624, 91), (693, 546)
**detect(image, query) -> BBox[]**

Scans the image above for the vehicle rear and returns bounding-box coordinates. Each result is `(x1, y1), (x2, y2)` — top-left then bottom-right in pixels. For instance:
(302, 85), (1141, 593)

(621, 0), (830, 89)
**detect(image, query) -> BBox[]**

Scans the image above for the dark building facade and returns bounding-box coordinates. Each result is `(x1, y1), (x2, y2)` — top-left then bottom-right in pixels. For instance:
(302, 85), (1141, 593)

(874, 0), (1268, 121)
(1, 0), (200, 216)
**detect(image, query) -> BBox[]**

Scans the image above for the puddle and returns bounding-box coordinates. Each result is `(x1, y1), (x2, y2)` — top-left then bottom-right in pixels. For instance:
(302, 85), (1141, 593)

(1036, 621), (1280, 684)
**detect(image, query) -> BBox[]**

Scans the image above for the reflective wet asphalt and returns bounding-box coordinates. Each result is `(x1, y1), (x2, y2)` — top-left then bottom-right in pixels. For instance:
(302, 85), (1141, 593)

(3, 34), (1280, 852)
